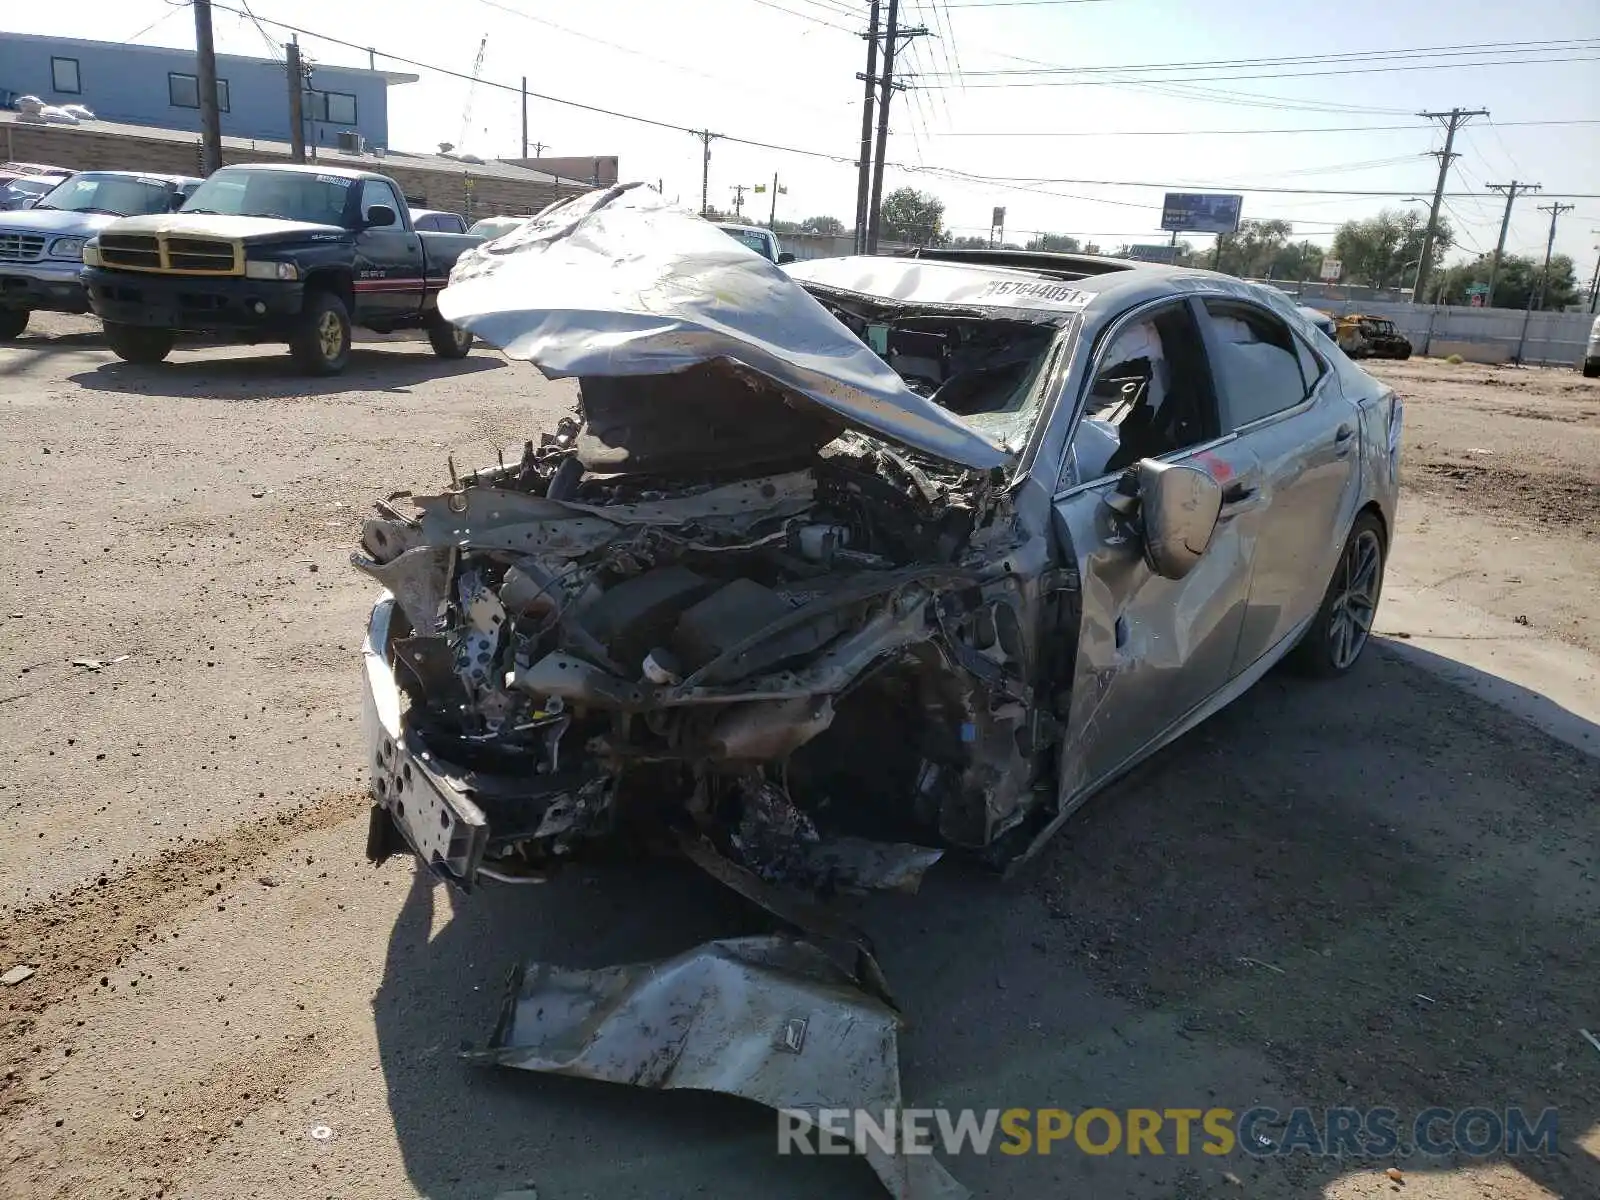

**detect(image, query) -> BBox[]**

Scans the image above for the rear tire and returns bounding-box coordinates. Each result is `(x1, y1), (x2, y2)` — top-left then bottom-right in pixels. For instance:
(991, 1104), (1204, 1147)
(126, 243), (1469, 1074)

(427, 315), (472, 359)
(289, 290), (352, 376)
(0, 308), (28, 340)
(1583, 359), (1600, 379)
(103, 321), (174, 364)
(1289, 511), (1387, 679)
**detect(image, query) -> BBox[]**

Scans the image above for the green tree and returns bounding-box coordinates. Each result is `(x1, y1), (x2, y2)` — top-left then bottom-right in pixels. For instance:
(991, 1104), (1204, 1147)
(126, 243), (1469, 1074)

(1206, 219), (1294, 278)
(948, 235), (990, 249)
(1329, 208), (1454, 289)
(1436, 252), (1579, 310)
(799, 215), (845, 235)
(1267, 240), (1326, 280)
(1025, 232), (1081, 252)
(878, 188), (946, 245)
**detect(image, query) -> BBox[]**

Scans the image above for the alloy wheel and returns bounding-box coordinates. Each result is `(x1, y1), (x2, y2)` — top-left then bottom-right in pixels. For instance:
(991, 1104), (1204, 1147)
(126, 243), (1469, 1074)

(318, 310), (343, 361)
(1327, 528), (1382, 669)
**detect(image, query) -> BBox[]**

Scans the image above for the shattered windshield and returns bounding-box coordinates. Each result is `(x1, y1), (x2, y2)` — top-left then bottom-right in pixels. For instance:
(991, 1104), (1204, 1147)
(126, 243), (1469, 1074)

(820, 305), (1069, 453)
(718, 226), (776, 260)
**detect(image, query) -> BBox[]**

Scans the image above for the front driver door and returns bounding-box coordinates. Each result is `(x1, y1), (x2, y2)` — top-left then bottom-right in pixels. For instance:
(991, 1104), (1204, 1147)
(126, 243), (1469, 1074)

(353, 178), (423, 324)
(1050, 296), (1265, 804)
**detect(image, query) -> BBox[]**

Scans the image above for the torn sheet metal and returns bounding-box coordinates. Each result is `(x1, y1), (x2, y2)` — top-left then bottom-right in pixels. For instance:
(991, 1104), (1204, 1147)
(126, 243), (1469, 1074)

(437, 183), (1008, 472)
(475, 936), (968, 1200)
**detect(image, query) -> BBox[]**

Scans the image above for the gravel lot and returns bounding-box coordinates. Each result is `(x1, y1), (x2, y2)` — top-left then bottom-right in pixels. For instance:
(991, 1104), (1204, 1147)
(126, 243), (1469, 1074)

(2, 316), (1596, 1200)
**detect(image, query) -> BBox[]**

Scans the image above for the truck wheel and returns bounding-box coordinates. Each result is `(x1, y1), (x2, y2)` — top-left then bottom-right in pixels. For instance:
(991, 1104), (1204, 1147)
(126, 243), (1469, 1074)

(290, 291), (351, 375)
(104, 322), (175, 365)
(1582, 359), (1599, 379)
(0, 309), (28, 340)
(427, 316), (473, 360)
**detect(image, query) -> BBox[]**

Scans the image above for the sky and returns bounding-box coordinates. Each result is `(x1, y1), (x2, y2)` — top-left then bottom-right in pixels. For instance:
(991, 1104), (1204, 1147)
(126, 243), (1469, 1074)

(10, 0), (1600, 268)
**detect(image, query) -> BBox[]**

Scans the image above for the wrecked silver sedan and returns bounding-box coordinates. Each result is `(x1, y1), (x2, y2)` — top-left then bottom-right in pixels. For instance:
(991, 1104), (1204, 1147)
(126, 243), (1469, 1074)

(356, 185), (1401, 895)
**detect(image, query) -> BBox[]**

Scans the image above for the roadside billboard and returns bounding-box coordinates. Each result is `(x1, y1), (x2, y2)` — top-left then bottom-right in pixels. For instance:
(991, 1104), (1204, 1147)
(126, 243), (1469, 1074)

(1160, 193), (1243, 235)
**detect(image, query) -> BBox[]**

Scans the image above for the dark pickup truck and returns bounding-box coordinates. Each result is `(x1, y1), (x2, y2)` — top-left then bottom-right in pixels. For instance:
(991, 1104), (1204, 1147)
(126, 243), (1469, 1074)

(83, 163), (482, 374)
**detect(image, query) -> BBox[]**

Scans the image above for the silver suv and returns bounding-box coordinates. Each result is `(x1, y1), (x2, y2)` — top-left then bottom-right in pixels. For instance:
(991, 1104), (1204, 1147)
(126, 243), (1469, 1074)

(0, 171), (201, 340)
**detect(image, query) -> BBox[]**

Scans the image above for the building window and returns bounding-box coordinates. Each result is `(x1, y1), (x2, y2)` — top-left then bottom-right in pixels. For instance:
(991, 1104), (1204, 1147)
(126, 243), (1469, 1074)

(169, 73), (230, 112)
(311, 90), (358, 126)
(51, 57), (81, 95)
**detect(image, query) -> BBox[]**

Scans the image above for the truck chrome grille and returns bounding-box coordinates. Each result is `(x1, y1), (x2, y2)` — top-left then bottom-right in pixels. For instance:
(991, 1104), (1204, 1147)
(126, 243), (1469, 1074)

(99, 234), (162, 271)
(0, 233), (47, 263)
(97, 233), (242, 275)
(165, 237), (237, 273)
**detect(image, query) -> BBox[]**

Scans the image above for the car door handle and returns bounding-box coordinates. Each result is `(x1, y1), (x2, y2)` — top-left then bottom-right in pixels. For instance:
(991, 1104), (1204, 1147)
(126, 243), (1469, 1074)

(1219, 481), (1261, 517)
(1333, 424), (1355, 455)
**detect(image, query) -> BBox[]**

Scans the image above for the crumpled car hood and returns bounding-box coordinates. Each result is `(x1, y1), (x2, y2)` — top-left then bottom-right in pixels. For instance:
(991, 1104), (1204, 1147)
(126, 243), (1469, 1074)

(437, 183), (1009, 472)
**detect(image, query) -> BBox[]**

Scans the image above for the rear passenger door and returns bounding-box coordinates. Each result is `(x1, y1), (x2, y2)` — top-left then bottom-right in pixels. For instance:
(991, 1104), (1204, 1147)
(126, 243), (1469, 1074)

(1198, 299), (1362, 670)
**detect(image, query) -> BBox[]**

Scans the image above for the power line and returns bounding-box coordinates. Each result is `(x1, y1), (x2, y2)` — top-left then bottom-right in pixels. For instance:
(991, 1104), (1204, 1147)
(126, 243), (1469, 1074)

(209, 5), (1600, 210)
(743, 0), (860, 32)
(126, 2), (191, 43)
(942, 0), (1116, 6)
(912, 54), (1600, 88)
(918, 37), (1600, 76)
(926, 118), (1600, 136)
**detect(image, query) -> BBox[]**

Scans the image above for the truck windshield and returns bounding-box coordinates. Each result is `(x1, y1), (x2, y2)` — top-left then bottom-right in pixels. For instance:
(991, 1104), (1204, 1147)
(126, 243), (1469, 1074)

(35, 173), (172, 217)
(719, 227), (776, 261)
(180, 169), (352, 226)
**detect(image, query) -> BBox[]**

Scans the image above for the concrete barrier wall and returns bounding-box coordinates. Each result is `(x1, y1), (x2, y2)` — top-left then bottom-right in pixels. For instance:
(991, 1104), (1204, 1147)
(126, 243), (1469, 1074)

(1293, 299), (1594, 367)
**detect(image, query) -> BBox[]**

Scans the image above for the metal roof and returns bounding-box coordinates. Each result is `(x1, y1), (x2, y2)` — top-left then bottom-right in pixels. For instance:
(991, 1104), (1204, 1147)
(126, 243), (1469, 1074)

(0, 111), (596, 188)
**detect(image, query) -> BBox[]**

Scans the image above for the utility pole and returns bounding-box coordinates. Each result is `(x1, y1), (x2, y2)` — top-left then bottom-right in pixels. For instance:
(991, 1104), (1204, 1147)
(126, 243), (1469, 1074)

(1485, 181), (1539, 306)
(192, 0), (223, 174)
(1588, 231), (1600, 315)
(765, 172), (785, 227)
(865, 0), (928, 253)
(1412, 107), (1488, 304)
(285, 40), (306, 162)
(1515, 201), (1575, 364)
(853, 0), (880, 254)
(691, 130), (719, 216)
(1533, 202), (1574, 311)
(521, 77), (528, 159)
(731, 183), (747, 218)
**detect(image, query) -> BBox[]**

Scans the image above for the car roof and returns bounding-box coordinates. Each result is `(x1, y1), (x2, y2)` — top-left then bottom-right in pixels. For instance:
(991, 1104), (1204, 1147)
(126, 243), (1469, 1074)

(0, 161), (67, 176)
(67, 170), (203, 185)
(217, 162), (378, 182)
(410, 208), (463, 219)
(786, 250), (1325, 331)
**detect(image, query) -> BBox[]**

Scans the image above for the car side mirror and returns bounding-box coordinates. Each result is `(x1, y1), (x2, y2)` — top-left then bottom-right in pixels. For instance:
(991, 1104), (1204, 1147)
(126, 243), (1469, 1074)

(777, 252), (796, 265)
(1136, 459), (1221, 580)
(365, 204), (396, 228)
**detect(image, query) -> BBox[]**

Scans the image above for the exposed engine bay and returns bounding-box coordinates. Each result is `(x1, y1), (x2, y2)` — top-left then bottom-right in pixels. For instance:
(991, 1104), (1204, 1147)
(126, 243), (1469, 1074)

(354, 332), (1068, 895)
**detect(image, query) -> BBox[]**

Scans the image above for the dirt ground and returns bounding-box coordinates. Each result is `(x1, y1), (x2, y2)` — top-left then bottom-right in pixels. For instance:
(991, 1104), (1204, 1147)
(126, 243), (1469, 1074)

(1, 316), (1596, 1200)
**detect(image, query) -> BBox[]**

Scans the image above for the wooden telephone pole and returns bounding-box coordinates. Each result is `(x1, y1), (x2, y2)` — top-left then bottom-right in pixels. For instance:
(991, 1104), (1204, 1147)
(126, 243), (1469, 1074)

(192, 0), (223, 174)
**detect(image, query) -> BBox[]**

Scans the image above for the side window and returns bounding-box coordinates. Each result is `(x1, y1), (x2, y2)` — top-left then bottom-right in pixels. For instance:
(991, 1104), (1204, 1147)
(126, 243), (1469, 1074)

(1291, 330), (1325, 393)
(1062, 299), (1222, 487)
(1203, 301), (1313, 429)
(359, 180), (402, 222)
(413, 214), (436, 231)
